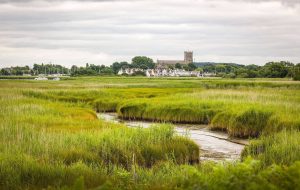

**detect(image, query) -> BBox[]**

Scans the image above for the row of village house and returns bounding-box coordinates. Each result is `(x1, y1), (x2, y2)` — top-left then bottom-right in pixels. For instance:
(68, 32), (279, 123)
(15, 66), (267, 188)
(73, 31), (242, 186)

(118, 68), (216, 77)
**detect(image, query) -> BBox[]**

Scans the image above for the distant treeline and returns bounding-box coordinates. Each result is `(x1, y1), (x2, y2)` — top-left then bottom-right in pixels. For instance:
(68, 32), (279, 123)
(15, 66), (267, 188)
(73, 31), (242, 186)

(195, 61), (300, 80)
(0, 56), (155, 76)
(1, 58), (300, 80)
(0, 64), (70, 76)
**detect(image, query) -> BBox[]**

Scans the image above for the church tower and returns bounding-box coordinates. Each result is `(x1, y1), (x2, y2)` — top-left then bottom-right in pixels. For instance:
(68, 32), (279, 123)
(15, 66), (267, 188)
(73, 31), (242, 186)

(184, 51), (193, 64)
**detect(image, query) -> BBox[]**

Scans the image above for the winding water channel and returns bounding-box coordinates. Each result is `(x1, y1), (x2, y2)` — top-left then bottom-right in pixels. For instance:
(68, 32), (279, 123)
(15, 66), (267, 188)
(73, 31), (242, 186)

(98, 113), (248, 162)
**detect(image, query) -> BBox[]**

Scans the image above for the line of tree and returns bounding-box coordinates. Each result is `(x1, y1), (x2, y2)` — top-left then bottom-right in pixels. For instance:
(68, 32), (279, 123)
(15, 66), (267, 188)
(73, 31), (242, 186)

(173, 63), (197, 71)
(0, 64), (69, 76)
(111, 56), (155, 74)
(1, 58), (300, 80)
(33, 63), (69, 75)
(71, 63), (114, 76)
(194, 61), (299, 79)
(69, 56), (156, 75)
(0, 66), (32, 76)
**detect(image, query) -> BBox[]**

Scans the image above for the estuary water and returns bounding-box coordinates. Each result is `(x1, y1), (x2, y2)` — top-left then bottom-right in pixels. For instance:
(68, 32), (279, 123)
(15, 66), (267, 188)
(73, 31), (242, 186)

(98, 113), (248, 162)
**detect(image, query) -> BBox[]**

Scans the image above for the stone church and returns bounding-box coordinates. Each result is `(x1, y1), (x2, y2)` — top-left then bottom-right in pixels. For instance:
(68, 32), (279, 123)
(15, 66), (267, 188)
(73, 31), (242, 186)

(157, 51), (193, 66)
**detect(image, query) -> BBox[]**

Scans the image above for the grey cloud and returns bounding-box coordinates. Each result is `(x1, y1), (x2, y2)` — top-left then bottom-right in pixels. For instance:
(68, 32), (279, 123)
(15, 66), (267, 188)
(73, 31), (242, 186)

(244, 0), (300, 5)
(218, 0), (300, 7)
(0, 0), (299, 4)
(0, 0), (129, 3)
(0, 0), (299, 67)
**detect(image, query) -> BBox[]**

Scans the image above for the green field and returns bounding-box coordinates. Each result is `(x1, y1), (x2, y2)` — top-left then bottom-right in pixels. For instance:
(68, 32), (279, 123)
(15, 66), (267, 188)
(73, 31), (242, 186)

(0, 77), (300, 190)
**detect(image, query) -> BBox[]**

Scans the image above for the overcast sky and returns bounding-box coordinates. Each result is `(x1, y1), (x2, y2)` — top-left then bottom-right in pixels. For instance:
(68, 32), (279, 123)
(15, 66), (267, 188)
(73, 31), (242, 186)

(0, 0), (300, 68)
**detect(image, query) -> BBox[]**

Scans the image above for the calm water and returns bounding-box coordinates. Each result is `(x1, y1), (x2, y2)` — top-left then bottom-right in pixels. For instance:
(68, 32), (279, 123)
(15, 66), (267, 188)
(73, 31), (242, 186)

(98, 113), (248, 162)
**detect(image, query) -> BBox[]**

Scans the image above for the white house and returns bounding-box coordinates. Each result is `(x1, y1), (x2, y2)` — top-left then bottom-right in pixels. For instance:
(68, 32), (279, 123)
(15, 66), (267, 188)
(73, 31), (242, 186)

(34, 77), (48, 80)
(117, 68), (213, 78)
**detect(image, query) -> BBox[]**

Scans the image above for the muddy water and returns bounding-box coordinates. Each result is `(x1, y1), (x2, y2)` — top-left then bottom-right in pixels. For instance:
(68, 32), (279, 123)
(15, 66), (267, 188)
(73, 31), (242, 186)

(98, 113), (248, 162)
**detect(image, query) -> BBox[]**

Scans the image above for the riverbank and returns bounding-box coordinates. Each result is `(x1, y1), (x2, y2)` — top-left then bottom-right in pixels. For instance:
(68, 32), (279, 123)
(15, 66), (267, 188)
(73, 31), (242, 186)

(98, 112), (247, 161)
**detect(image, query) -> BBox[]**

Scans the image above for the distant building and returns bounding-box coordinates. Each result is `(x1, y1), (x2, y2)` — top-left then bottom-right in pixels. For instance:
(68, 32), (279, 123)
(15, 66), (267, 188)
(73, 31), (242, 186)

(157, 51), (193, 67)
(117, 50), (218, 78)
(117, 68), (144, 75)
(118, 68), (207, 78)
(34, 77), (48, 81)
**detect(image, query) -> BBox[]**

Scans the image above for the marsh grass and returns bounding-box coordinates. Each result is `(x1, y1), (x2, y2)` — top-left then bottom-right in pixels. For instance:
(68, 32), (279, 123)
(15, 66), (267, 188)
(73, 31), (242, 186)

(117, 89), (300, 137)
(97, 125), (199, 169)
(0, 86), (199, 189)
(242, 130), (300, 167)
(1, 78), (300, 189)
(117, 98), (221, 124)
(23, 83), (300, 138)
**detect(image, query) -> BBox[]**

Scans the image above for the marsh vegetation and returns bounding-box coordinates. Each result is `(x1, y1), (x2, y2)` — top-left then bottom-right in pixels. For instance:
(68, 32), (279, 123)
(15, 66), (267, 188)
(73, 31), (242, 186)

(98, 112), (246, 161)
(0, 77), (299, 189)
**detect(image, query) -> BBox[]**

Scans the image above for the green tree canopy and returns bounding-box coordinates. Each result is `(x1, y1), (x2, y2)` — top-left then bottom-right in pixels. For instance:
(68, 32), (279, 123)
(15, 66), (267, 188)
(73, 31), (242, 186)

(0, 69), (10, 75)
(111, 62), (130, 74)
(187, 63), (197, 71)
(293, 63), (300, 81)
(132, 56), (155, 69)
(175, 63), (182, 69)
(261, 62), (289, 78)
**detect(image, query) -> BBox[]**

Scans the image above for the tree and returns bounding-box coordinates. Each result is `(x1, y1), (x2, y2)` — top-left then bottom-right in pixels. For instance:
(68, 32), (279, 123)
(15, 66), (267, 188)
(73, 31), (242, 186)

(216, 65), (226, 73)
(132, 71), (146, 76)
(89, 64), (101, 74)
(235, 68), (248, 78)
(111, 61), (131, 74)
(15, 70), (23, 75)
(32, 63), (69, 75)
(246, 64), (260, 71)
(71, 65), (78, 73)
(202, 64), (216, 73)
(175, 63), (182, 69)
(182, 64), (189, 71)
(292, 63), (300, 81)
(120, 62), (130, 69)
(70, 63), (116, 76)
(131, 56), (155, 69)
(0, 69), (10, 75)
(111, 62), (121, 74)
(167, 65), (175, 70)
(187, 63), (197, 71)
(261, 62), (289, 78)
(246, 70), (259, 78)
(195, 68), (203, 72)
(100, 67), (114, 75)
